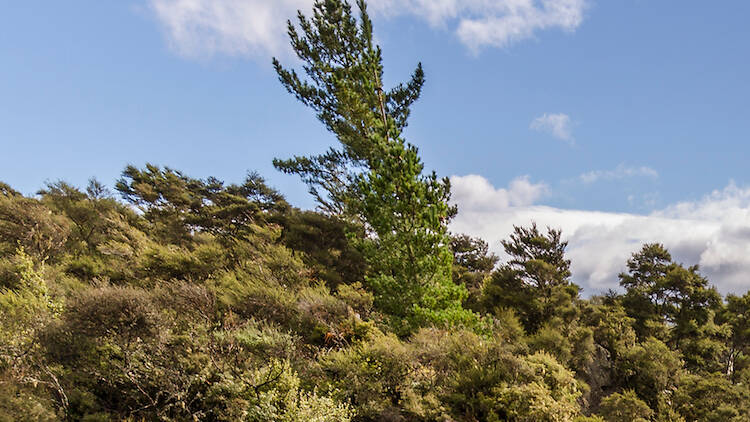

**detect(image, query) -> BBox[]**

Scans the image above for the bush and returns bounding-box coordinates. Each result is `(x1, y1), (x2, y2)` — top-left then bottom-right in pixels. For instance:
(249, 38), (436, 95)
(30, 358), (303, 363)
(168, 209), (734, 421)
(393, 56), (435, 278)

(0, 195), (70, 262)
(0, 380), (57, 422)
(619, 337), (683, 408)
(63, 286), (159, 341)
(598, 390), (653, 422)
(670, 373), (749, 421)
(319, 331), (413, 420)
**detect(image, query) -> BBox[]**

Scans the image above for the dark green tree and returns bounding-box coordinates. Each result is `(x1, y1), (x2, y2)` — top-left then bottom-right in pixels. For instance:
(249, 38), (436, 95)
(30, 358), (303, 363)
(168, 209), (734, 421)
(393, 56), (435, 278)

(279, 209), (367, 288)
(619, 243), (674, 341)
(115, 164), (287, 247)
(274, 0), (473, 332)
(720, 292), (750, 380)
(451, 234), (499, 310)
(272, 0), (424, 216)
(620, 243), (725, 371)
(354, 136), (472, 331)
(483, 223), (579, 333)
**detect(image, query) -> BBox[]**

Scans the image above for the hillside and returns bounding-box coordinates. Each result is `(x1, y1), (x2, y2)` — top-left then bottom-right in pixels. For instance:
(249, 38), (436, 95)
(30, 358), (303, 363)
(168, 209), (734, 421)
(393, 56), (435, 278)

(2, 1), (750, 421)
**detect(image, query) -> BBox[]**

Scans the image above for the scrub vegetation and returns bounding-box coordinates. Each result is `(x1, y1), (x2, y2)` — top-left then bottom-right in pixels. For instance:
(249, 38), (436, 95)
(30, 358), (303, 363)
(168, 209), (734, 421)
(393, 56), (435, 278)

(2, 1), (749, 420)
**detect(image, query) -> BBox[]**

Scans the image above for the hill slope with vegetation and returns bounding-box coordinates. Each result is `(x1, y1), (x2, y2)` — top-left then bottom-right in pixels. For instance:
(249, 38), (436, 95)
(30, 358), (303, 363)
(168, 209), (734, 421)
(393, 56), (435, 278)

(3, 1), (750, 421)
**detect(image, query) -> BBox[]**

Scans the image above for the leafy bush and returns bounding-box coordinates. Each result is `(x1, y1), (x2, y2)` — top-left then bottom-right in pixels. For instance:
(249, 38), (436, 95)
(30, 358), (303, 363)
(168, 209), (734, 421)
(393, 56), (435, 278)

(598, 390), (653, 422)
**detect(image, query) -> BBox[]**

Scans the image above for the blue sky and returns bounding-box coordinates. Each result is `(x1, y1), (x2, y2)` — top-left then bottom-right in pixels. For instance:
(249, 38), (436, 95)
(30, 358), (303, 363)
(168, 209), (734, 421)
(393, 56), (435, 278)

(3, 1), (750, 293)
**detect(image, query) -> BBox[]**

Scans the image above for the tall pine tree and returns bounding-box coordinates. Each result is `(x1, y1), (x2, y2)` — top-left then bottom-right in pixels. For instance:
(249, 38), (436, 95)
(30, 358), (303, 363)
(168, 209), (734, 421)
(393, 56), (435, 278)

(272, 0), (424, 216)
(273, 0), (475, 333)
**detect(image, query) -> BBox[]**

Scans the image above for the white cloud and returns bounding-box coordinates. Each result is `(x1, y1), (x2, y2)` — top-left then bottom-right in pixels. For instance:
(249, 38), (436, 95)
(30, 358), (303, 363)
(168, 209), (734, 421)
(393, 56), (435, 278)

(451, 174), (548, 212)
(149, 0), (312, 57)
(450, 175), (750, 295)
(530, 112), (574, 143)
(579, 164), (659, 184)
(452, 0), (588, 53)
(148, 0), (589, 58)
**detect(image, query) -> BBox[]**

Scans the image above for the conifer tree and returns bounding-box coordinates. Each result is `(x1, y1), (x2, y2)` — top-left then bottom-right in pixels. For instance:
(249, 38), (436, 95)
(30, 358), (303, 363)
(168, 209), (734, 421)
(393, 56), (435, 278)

(272, 0), (424, 216)
(273, 0), (474, 332)
(620, 243), (726, 371)
(354, 131), (472, 331)
(482, 223), (579, 333)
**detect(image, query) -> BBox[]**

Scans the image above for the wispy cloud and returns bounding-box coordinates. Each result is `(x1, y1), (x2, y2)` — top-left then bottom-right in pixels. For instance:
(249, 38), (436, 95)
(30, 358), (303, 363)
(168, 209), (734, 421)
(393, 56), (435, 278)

(579, 164), (659, 184)
(530, 113), (574, 143)
(450, 175), (750, 294)
(148, 0), (590, 58)
(451, 0), (588, 53)
(149, 0), (311, 58)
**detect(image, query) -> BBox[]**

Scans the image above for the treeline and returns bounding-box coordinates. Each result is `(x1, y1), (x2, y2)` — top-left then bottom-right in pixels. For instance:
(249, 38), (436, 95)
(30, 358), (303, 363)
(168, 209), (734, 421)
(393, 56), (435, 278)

(4, 168), (750, 421)
(3, 0), (750, 420)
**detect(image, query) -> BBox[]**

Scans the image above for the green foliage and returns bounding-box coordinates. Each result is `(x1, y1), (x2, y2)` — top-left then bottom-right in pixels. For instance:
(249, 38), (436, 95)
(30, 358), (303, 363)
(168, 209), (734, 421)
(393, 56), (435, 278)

(408, 328), (583, 422)
(620, 243), (727, 371)
(240, 364), (355, 422)
(274, 0), (474, 334)
(409, 327), (522, 420)
(670, 373), (750, 421)
(2, 1), (750, 419)
(451, 234), (499, 309)
(0, 192), (70, 261)
(4, 166), (750, 420)
(0, 250), (62, 420)
(598, 390), (653, 422)
(38, 180), (127, 253)
(320, 331), (414, 419)
(581, 295), (637, 360)
(336, 282), (374, 317)
(355, 137), (473, 332)
(619, 337), (683, 409)
(0, 380), (57, 422)
(481, 352), (583, 422)
(483, 223), (579, 333)
(272, 0), (424, 215)
(116, 164), (286, 246)
(279, 209), (367, 287)
(721, 291), (750, 380)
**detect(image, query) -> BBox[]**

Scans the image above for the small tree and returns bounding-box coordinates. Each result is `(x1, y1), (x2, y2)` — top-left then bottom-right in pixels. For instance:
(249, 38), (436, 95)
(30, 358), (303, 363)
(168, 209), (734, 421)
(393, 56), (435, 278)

(451, 234), (499, 310)
(483, 223), (579, 333)
(598, 390), (653, 422)
(620, 243), (726, 371)
(0, 190), (70, 262)
(115, 164), (287, 247)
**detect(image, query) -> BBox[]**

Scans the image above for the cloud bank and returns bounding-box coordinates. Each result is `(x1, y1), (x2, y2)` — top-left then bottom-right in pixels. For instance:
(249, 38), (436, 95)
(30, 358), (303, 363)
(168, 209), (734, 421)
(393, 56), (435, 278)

(148, 0), (589, 58)
(530, 113), (574, 143)
(450, 175), (750, 295)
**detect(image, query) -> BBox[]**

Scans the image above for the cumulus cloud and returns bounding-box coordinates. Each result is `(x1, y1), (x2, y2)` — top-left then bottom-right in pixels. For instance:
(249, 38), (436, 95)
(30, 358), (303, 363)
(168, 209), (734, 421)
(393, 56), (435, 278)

(450, 175), (750, 295)
(451, 174), (548, 212)
(530, 113), (574, 143)
(579, 164), (659, 184)
(148, 0), (589, 57)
